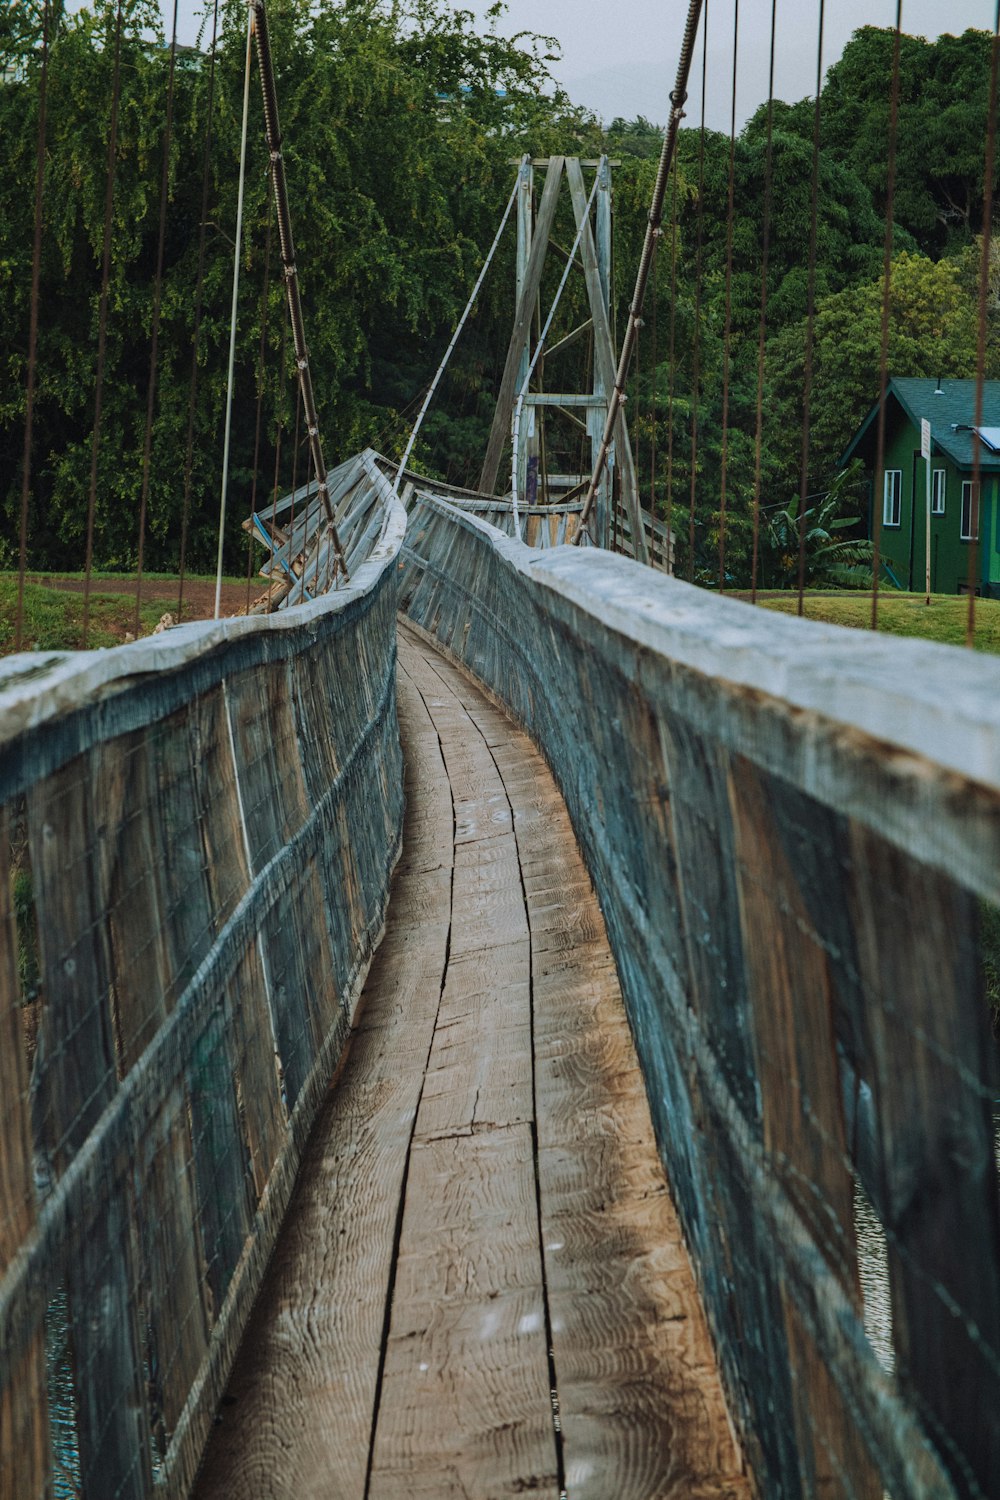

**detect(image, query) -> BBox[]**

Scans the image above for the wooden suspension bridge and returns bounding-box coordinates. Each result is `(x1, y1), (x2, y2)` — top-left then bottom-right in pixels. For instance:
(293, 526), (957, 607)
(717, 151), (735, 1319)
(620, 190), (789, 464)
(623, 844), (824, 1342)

(3, 3), (1000, 1499)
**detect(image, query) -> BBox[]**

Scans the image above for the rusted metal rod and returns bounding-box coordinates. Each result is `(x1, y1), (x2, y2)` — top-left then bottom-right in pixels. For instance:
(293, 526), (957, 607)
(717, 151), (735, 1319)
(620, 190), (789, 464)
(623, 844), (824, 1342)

(251, 0), (348, 582)
(574, 0), (704, 545)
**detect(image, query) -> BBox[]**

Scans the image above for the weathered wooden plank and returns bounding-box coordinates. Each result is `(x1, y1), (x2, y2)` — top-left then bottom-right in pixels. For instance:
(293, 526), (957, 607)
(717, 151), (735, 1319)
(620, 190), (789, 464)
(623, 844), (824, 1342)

(135, 1089), (209, 1457)
(368, 1127), (559, 1500)
(376, 643), (555, 1498)
(0, 808), (50, 1500)
(93, 730), (173, 1070)
(484, 713), (749, 1500)
(729, 756), (881, 1500)
(68, 1149), (151, 1500)
(192, 687), (252, 934)
(849, 823), (1000, 1498)
(192, 656), (452, 1500)
(27, 756), (117, 1175)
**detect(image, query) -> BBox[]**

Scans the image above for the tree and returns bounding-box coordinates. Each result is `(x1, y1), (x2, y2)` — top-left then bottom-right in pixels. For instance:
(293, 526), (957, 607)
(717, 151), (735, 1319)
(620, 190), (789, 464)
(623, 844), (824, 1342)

(761, 462), (874, 589)
(0, 0), (592, 570)
(763, 26), (1000, 257)
(762, 251), (983, 505)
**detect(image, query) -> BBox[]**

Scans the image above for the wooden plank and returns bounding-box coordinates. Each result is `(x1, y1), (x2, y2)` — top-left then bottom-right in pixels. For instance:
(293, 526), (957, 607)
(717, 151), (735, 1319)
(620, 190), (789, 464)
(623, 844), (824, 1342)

(481, 706), (750, 1500)
(368, 1127), (559, 1499)
(192, 658), (453, 1500)
(27, 755), (117, 1174)
(729, 756), (881, 1500)
(195, 630), (749, 1500)
(480, 158), (565, 495)
(69, 1150), (151, 1500)
(93, 730), (173, 1070)
(849, 821), (1000, 1497)
(369, 642), (556, 1494)
(135, 1090), (209, 1456)
(0, 807), (51, 1500)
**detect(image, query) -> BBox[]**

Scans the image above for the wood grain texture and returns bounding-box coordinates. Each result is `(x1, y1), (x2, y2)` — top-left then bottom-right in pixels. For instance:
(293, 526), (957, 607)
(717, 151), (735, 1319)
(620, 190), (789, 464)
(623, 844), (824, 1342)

(195, 628), (747, 1500)
(729, 755), (880, 1500)
(462, 679), (749, 1500)
(0, 807), (50, 1500)
(193, 653), (453, 1500)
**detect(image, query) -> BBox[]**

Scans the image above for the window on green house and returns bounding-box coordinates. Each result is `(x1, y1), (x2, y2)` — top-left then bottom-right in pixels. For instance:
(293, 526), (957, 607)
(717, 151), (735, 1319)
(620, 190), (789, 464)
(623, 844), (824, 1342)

(883, 470), (902, 527)
(961, 480), (980, 540)
(931, 469), (946, 514)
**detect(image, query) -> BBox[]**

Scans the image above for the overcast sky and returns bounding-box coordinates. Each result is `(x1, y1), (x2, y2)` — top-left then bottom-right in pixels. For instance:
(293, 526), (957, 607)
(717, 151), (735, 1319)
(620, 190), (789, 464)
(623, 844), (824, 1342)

(69, 0), (999, 128)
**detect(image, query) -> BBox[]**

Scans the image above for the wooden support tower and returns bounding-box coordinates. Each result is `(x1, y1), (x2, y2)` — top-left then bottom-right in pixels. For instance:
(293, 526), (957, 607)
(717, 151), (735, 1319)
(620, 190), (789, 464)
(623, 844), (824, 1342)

(480, 156), (646, 557)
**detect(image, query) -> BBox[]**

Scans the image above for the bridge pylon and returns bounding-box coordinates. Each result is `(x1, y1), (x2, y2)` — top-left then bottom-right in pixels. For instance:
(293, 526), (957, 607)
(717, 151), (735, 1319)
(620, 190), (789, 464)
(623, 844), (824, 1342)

(479, 155), (646, 556)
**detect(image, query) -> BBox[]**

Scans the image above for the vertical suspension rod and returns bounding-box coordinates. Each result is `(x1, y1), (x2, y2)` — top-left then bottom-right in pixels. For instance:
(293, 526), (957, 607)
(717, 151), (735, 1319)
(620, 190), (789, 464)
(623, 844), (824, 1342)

(575, 0), (703, 544)
(251, 0), (347, 579)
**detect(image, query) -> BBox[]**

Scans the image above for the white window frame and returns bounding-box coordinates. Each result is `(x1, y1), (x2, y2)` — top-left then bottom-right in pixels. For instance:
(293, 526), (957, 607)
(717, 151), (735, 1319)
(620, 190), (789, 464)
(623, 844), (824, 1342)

(883, 469), (902, 528)
(931, 468), (946, 515)
(961, 480), (979, 541)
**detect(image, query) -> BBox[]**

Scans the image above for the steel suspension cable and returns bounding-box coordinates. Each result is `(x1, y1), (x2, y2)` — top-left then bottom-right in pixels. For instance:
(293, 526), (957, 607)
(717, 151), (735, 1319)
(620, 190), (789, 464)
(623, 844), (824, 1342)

(395, 159), (525, 494)
(511, 170), (602, 523)
(688, 1), (709, 583)
(717, 0), (739, 594)
(246, 184), (275, 614)
(16, 0), (50, 653)
(134, 0), (180, 637)
(649, 238), (659, 565)
(178, 0), (219, 625)
(664, 161), (679, 576)
(82, 0), (125, 646)
(966, 1), (1000, 646)
(870, 3), (903, 633)
(251, 0), (347, 587)
(632, 316), (641, 553)
(575, 0), (704, 545)
(794, 0), (825, 618)
(214, 0), (254, 620)
(750, 0), (778, 606)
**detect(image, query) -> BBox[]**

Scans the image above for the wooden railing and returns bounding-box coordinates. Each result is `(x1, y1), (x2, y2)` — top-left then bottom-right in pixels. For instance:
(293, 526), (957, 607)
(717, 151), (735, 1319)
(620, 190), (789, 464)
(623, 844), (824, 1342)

(400, 492), (1000, 1500)
(0, 498), (405, 1500)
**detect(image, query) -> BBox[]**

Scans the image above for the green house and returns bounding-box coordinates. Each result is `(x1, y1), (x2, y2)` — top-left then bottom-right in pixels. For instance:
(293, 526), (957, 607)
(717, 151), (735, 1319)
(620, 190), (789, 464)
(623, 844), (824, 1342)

(840, 377), (1000, 597)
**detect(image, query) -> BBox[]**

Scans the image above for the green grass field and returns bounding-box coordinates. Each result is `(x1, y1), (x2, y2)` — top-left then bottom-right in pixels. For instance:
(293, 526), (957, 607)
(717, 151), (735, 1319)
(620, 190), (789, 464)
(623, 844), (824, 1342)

(5, 571), (1000, 660)
(753, 590), (1000, 655)
(0, 573), (247, 655)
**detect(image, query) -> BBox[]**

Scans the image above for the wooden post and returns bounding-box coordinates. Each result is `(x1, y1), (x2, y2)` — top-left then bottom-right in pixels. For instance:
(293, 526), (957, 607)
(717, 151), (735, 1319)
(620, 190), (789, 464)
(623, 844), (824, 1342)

(513, 158), (533, 506)
(480, 159), (564, 495)
(566, 157), (646, 561)
(594, 157), (613, 548)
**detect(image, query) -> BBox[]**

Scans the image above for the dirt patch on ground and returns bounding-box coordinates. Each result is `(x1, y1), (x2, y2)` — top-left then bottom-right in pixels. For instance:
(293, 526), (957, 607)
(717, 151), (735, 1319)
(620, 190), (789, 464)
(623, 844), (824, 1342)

(26, 575), (254, 619)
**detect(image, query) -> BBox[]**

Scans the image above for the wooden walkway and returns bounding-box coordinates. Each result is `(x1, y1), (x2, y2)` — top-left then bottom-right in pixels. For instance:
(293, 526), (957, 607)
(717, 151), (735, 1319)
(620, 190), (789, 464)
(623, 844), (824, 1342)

(193, 626), (748, 1500)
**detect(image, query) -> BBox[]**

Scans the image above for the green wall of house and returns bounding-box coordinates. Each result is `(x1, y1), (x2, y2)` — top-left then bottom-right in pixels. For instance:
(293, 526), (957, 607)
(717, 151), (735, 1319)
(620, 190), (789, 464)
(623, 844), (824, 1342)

(876, 419), (1000, 595)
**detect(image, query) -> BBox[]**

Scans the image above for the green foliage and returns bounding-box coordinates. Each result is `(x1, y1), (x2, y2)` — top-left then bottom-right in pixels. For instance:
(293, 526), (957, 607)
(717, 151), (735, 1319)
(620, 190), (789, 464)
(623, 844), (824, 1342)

(763, 251), (983, 501)
(0, 574), (176, 649)
(813, 26), (999, 257)
(1, 0), (592, 571)
(1, 7), (995, 591)
(761, 463), (875, 589)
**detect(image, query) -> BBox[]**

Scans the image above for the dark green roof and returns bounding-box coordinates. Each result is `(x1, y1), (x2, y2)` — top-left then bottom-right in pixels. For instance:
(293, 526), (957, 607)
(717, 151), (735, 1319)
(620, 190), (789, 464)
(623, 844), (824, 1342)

(841, 377), (1000, 472)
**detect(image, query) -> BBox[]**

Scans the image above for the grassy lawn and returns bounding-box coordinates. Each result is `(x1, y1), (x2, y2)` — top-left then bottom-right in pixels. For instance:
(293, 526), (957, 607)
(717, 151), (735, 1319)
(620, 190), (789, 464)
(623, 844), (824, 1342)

(753, 590), (1000, 655)
(0, 573), (247, 655)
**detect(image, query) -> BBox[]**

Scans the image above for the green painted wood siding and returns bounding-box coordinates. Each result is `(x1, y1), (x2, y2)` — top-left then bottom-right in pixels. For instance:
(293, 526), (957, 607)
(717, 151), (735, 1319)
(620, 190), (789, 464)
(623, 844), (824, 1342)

(876, 415), (1000, 594)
